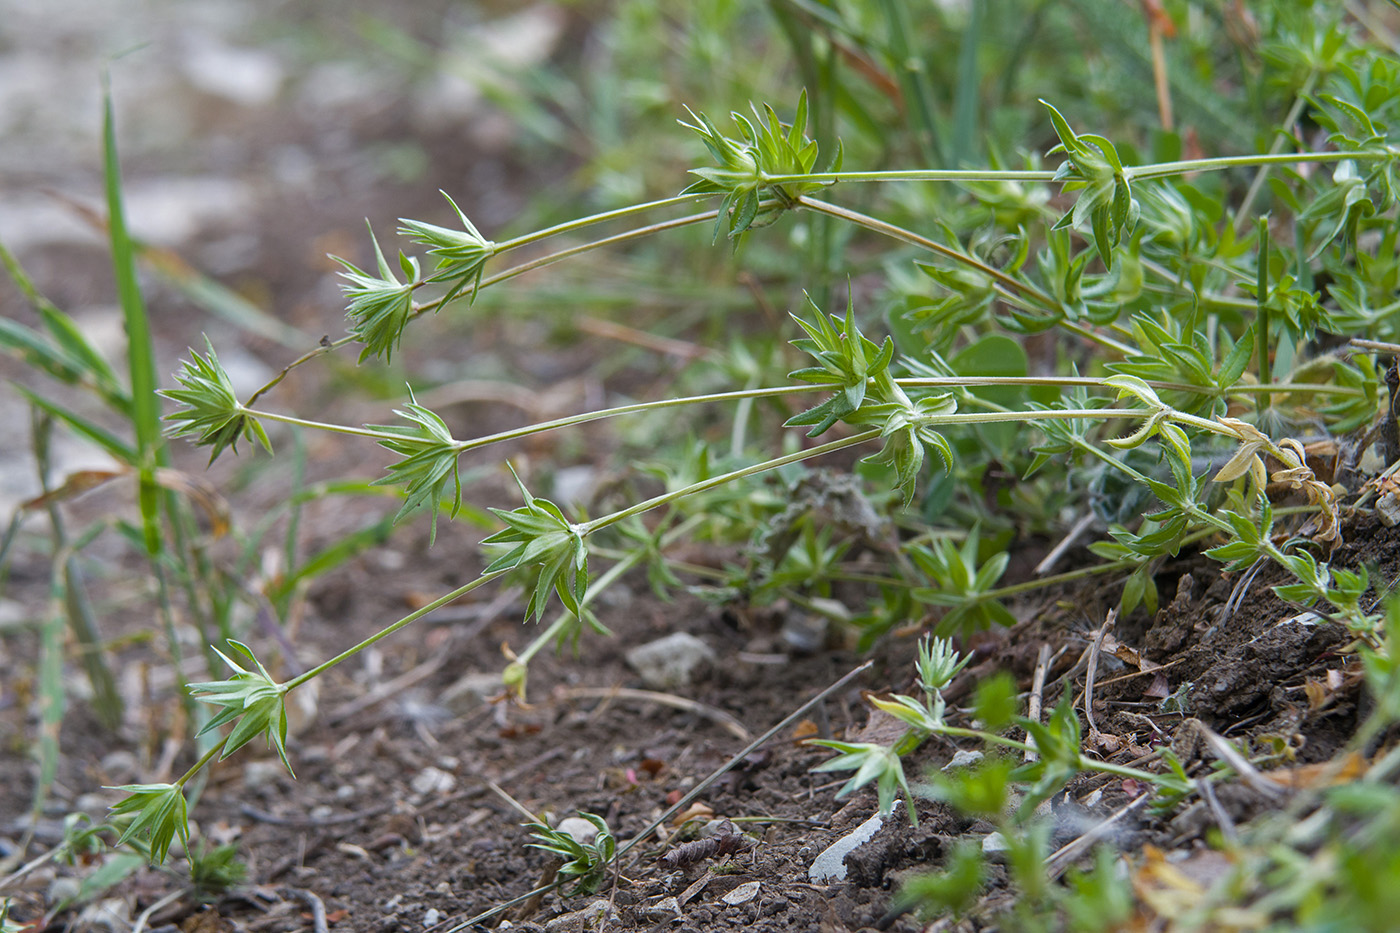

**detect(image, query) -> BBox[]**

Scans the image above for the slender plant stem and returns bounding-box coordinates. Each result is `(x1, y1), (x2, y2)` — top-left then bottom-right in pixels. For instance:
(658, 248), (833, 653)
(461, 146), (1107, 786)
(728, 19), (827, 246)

(511, 517), (699, 670)
(579, 431), (883, 536)
(765, 169), (1057, 184)
(245, 207), (740, 406)
(284, 570), (511, 691)
(796, 195), (1058, 307)
(1127, 149), (1379, 181)
(763, 148), (1383, 189)
(1232, 72), (1319, 231)
(494, 194), (711, 252)
(174, 739), (227, 788)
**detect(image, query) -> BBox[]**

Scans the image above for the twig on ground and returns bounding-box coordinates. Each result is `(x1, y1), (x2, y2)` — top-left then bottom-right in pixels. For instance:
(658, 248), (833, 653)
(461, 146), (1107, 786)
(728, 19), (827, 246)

(1045, 792), (1153, 880)
(436, 660), (874, 933)
(285, 887), (330, 933)
(1034, 513), (1096, 576)
(130, 887), (184, 933)
(558, 685), (751, 740)
(486, 780), (543, 824)
(327, 646), (451, 726)
(1025, 643), (1053, 763)
(1083, 609), (1118, 749)
(1197, 776), (1238, 844)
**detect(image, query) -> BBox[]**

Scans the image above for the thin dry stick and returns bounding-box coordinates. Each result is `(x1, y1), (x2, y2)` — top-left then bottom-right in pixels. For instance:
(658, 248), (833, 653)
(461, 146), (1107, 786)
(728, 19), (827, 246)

(486, 780), (545, 824)
(616, 660), (874, 864)
(1083, 609), (1118, 747)
(1196, 776), (1238, 844)
(1034, 512), (1097, 576)
(327, 648), (450, 726)
(1044, 793), (1153, 880)
(286, 887), (330, 933)
(558, 686), (751, 741)
(1024, 643), (1053, 763)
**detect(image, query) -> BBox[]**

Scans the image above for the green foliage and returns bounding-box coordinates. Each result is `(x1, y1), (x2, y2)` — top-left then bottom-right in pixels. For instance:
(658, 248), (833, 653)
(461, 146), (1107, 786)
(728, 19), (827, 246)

(680, 89), (840, 239)
(367, 392), (463, 544)
(187, 841), (249, 898)
(161, 337), (272, 464)
(807, 739), (911, 816)
(332, 225), (421, 363)
(397, 190), (497, 306)
(524, 812), (617, 896)
(1042, 100), (1139, 269)
(16, 14), (1395, 927)
(910, 528), (1014, 635)
(189, 640), (292, 774)
(483, 469), (590, 624)
(104, 783), (189, 865)
(898, 840), (984, 920)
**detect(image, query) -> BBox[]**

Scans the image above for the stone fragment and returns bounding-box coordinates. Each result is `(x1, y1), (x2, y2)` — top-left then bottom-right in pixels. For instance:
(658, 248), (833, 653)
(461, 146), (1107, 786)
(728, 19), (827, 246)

(808, 802), (899, 883)
(625, 633), (716, 690)
(1377, 492), (1400, 527)
(721, 881), (761, 905)
(556, 817), (599, 846)
(410, 766), (456, 795)
(644, 897), (680, 922)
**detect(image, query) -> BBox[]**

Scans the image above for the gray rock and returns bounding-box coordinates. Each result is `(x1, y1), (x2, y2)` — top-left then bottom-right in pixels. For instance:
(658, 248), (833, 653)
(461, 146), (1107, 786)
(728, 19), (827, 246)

(543, 899), (613, 932)
(625, 633), (716, 690)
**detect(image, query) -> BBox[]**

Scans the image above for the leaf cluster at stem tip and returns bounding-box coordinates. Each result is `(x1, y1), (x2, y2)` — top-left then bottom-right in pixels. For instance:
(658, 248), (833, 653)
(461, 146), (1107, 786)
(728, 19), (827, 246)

(160, 336), (271, 464)
(188, 639), (292, 775)
(482, 467), (591, 625)
(680, 89), (841, 240)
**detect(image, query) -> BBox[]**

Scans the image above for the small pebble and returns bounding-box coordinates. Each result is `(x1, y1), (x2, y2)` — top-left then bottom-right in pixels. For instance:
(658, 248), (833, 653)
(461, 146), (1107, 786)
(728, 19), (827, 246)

(556, 817), (599, 845)
(422, 908), (441, 927)
(625, 633), (716, 690)
(721, 881), (761, 905)
(645, 896), (680, 922)
(411, 766), (456, 795)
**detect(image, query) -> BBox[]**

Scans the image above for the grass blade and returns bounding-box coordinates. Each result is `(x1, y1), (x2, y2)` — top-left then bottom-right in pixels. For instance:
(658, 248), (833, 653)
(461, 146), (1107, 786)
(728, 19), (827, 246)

(101, 71), (164, 555)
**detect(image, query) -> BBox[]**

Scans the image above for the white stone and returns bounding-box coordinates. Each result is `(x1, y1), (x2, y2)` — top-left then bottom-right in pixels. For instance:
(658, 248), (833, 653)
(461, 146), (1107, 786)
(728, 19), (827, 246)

(942, 749), (984, 771)
(625, 633), (716, 690)
(411, 766), (456, 795)
(180, 36), (285, 107)
(421, 908), (441, 928)
(243, 759), (287, 790)
(808, 802), (899, 883)
(721, 880), (761, 905)
(556, 817), (599, 846)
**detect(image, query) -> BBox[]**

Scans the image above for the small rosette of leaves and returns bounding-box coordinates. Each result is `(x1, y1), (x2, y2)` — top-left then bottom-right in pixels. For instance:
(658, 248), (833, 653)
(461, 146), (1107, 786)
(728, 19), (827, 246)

(367, 392), (462, 544)
(483, 469), (590, 624)
(104, 782), (189, 864)
(910, 528), (1014, 634)
(160, 336), (271, 464)
(525, 812), (616, 896)
(849, 393), (956, 507)
(333, 224), (421, 364)
(1041, 100), (1138, 269)
(188, 639), (292, 775)
(680, 89), (841, 239)
(786, 295), (896, 436)
(397, 190), (496, 307)
(807, 740), (911, 816)
(916, 635), (972, 695)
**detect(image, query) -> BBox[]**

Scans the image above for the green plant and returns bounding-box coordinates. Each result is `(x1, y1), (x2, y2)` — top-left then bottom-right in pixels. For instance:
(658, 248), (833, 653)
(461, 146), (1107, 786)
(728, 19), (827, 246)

(9, 18), (1391, 933)
(524, 813), (617, 896)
